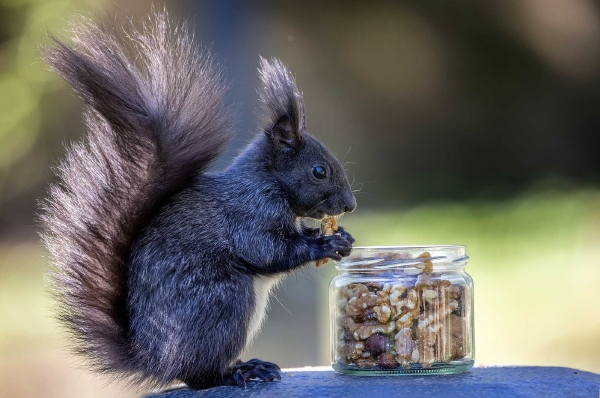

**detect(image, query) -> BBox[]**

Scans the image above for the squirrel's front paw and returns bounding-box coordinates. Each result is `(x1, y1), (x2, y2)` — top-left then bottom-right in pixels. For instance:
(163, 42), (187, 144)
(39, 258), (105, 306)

(336, 226), (355, 244)
(319, 234), (352, 261)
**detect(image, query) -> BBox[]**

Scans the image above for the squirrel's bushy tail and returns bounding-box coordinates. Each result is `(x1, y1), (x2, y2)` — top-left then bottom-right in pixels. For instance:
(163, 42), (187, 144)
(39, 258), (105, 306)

(40, 11), (229, 382)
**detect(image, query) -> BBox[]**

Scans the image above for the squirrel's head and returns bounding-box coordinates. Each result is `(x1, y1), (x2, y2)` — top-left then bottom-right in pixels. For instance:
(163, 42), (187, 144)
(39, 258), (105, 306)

(258, 57), (356, 219)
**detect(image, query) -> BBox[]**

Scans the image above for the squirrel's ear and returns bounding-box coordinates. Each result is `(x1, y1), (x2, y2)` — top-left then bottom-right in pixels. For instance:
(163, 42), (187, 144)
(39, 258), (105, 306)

(258, 56), (305, 152)
(268, 115), (299, 150)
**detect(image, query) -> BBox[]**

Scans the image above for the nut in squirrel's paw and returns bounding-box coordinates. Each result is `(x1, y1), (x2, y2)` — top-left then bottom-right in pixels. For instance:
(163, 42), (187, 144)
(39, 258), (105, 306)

(316, 216), (338, 267)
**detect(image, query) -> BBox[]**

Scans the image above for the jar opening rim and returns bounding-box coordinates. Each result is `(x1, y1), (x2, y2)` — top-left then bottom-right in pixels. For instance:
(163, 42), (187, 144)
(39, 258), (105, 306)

(335, 245), (468, 271)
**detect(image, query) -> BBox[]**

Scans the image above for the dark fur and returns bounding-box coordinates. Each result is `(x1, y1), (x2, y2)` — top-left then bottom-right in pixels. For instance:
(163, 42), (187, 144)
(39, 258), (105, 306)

(40, 11), (355, 390)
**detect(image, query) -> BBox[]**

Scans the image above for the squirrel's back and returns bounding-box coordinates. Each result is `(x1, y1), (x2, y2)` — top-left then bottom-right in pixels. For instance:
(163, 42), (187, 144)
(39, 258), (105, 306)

(39, 11), (230, 383)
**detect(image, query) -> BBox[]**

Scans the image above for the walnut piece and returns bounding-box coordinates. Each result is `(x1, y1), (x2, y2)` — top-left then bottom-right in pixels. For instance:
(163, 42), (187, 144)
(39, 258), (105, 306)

(395, 312), (414, 329)
(337, 340), (365, 361)
(373, 305), (392, 323)
(422, 289), (438, 303)
(448, 285), (461, 300)
(346, 292), (378, 319)
(352, 320), (396, 340)
(418, 251), (433, 273)
(316, 216), (338, 267)
(388, 284), (405, 306)
(394, 328), (415, 369)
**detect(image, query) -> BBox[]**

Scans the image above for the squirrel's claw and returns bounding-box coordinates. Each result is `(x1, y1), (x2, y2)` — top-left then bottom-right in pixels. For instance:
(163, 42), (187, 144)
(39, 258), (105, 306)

(320, 234), (353, 260)
(230, 358), (282, 387)
(231, 369), (247, 388)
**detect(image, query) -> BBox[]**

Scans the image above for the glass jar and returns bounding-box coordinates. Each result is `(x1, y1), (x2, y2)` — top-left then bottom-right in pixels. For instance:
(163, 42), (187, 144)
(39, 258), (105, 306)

(330, 246), (474, 375)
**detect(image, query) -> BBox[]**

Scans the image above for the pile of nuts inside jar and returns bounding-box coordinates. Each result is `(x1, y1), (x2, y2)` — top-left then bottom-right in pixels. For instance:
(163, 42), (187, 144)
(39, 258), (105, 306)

(334, 253), (467, 370)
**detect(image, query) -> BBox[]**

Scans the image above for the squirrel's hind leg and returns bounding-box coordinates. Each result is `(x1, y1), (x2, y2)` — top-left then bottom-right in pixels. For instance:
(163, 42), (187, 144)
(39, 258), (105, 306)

(182, 358), (281, 389)
(225, 358), (282, 388)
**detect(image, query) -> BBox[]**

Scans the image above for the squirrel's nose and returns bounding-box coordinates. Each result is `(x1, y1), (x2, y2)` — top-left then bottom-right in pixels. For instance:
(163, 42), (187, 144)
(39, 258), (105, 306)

(344, 196), (357, 213)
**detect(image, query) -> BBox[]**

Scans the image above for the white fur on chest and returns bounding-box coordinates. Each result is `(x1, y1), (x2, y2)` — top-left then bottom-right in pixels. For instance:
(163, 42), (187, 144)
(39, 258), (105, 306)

(247, 275), (283, 345)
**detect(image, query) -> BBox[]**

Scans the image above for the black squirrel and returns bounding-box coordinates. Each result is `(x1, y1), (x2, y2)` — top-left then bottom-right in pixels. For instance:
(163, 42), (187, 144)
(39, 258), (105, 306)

(40, 11), (356, 390)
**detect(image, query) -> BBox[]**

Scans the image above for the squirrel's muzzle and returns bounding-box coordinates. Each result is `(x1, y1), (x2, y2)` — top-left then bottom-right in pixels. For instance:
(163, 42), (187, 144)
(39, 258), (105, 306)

(344, 195), (357, 213)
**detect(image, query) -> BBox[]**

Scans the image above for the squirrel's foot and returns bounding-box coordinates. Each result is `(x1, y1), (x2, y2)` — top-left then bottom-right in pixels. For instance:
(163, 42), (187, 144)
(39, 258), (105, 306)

(227, 358), (282, 388)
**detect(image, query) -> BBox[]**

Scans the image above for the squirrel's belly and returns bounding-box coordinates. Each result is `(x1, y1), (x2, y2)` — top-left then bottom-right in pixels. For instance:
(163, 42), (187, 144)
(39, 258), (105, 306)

(247, 275), (283, 345)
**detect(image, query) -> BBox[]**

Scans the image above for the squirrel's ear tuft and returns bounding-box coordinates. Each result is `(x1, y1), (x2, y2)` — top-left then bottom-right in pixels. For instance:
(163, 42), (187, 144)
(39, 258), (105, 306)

(258, 56), (305, 151)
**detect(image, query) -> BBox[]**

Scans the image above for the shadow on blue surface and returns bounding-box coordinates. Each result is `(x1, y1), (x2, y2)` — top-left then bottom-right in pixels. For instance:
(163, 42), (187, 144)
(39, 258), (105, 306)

(144, 367), (599, 398)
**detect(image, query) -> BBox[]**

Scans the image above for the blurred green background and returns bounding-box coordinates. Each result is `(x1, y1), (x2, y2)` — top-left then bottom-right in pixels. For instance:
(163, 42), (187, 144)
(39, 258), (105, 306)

(1, 0), (599, 397)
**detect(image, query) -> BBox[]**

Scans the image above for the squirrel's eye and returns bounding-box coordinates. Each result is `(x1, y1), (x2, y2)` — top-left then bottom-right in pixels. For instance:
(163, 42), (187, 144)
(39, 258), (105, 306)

(312, 166), (327, 179)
